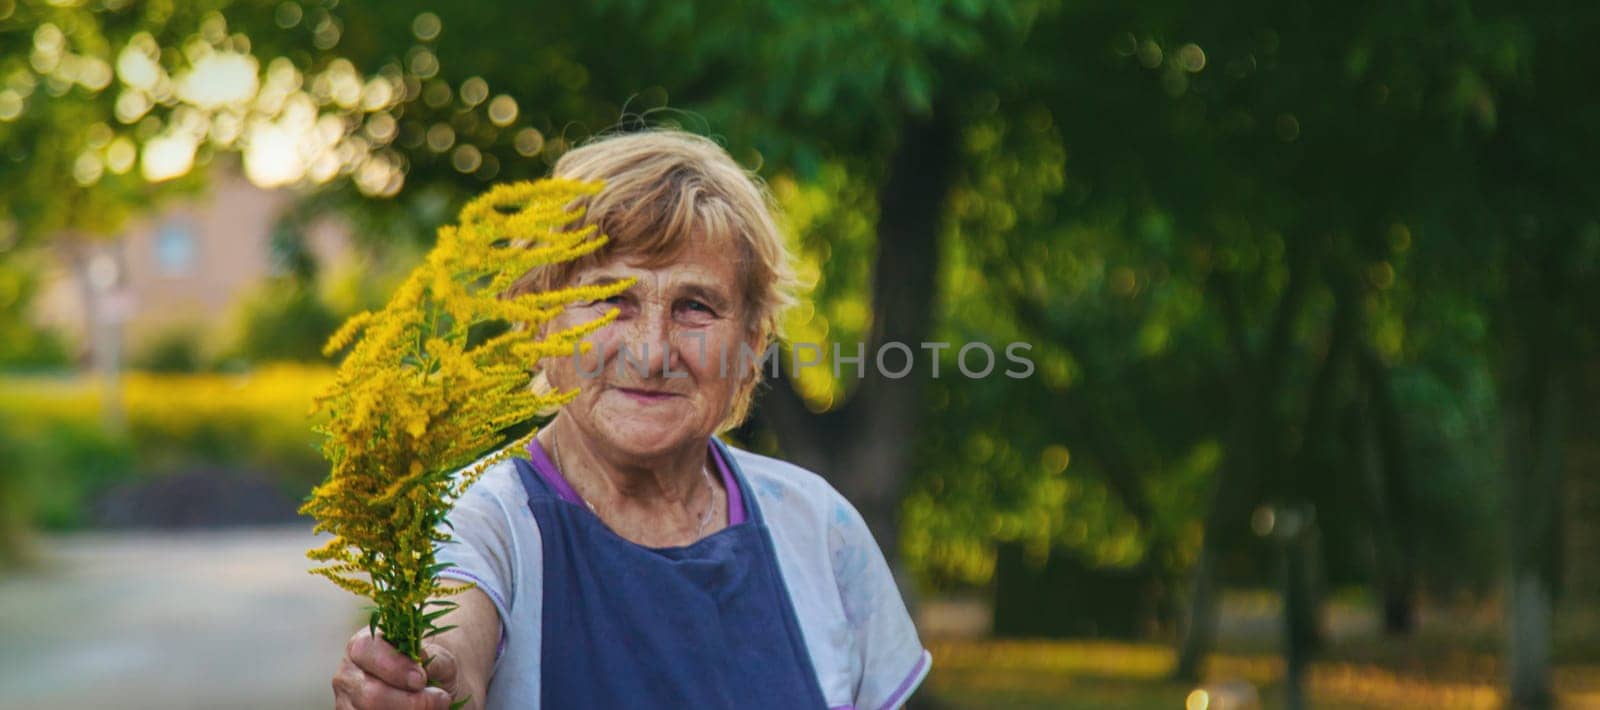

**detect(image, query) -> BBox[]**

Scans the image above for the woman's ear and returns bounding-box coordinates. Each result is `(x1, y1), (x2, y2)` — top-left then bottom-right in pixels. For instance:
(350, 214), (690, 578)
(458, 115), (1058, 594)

(530, 370), (561, 416)
(741, 328), (770, 385)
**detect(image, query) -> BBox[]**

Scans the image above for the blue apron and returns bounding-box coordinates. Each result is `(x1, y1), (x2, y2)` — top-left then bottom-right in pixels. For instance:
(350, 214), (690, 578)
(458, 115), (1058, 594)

(510, 440), (830, 708)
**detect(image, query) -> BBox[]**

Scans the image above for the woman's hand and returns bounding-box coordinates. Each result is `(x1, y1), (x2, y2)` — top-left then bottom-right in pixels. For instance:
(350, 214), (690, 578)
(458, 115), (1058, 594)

(332, 629), (457, 710)
(332, 587), (499, 710)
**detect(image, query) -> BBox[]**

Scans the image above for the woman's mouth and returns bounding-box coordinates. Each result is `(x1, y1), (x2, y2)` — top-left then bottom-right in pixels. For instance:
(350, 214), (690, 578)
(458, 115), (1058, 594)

(615, 387), (680, 403)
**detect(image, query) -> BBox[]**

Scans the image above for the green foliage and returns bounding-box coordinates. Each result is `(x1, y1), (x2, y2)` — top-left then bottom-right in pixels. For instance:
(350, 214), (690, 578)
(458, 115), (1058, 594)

(7, 416), (136, 529)
(5, 0), (1597, 630)
(0, 254), (70, 370)
(0, 367), (332, 530)
(0, 0), (238, 244)
(0, 409), (33, 562)
(131, 325), (207, 372)
(223, 278), (342, 365)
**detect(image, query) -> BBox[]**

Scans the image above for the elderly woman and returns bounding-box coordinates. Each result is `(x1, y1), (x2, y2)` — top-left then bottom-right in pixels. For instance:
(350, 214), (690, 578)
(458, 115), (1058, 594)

(332, 130), (930, 709)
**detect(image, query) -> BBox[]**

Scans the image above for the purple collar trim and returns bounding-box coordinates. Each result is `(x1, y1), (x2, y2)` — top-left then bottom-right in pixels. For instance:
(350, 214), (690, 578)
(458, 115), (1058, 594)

(525, 436), (747, 526)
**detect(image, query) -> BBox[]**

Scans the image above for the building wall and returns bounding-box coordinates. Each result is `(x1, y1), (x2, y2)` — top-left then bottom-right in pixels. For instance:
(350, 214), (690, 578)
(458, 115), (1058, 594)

(32, 170), (350, 356)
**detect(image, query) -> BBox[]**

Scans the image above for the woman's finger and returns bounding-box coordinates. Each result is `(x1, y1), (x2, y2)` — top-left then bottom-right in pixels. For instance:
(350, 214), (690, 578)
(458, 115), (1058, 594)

(346, 629), (426, 691)
(335, 660), (446, 710)
(421, 643), (459, 688)
(423, 687), (453, 710)
(350, 673), (444, 710)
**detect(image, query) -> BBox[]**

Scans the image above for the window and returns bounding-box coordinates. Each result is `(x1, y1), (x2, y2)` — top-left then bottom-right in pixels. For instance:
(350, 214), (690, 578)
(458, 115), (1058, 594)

(154, 220), (196, 276)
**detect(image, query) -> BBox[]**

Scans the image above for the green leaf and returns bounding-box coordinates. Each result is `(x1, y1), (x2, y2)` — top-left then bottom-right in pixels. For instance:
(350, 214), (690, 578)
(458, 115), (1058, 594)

(902, 62), (933, 114)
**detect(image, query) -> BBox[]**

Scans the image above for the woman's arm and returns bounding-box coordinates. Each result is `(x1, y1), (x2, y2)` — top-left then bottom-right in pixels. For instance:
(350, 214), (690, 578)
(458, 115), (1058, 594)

(333, 587), (501, 710)
(430, 586), (501, 709)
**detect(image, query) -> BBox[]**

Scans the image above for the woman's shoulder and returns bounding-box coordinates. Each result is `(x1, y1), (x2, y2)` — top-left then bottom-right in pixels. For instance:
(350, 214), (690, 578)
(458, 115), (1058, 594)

(438, 450), (542, 625)
(451, 451), (532, 508)
(722, 440), (930, 709)
(723, 443), (849, 512)
(720, 442), (874, 545)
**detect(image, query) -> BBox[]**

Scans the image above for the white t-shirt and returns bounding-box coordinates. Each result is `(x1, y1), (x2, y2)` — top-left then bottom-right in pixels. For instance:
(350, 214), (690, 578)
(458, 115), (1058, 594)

(437, 441), (932, 709)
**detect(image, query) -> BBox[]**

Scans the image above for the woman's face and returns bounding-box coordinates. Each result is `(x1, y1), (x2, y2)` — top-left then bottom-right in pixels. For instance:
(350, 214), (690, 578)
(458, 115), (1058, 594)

(542, 246), (758, 461)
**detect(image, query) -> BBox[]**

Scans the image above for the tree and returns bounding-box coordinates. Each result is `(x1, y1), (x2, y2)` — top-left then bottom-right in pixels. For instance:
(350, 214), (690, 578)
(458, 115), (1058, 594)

(11, 5), (1597, 703)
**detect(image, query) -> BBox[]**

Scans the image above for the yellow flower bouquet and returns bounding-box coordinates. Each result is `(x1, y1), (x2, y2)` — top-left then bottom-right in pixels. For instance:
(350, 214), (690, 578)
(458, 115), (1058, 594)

(300, 178), (627, 661)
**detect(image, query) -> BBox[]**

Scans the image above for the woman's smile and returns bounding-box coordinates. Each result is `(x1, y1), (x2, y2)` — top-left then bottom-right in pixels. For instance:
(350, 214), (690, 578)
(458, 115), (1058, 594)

(613, 386), (681, 404)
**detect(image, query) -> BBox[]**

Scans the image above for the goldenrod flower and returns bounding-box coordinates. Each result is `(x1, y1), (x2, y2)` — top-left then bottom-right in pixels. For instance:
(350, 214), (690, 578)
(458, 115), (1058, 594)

(300, 178), (628, 660)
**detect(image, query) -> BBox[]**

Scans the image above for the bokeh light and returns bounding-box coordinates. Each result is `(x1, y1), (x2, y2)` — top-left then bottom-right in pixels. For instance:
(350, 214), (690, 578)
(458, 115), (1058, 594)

(140, 131), (198, 182)
(177, 52), (259, 109)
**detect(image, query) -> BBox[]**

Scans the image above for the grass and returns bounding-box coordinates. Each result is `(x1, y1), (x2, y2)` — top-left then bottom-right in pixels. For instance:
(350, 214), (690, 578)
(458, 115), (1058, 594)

(923, 638), (1600, 709)
(920, 591), (1600, 709)
(925, 640), (1184, 708)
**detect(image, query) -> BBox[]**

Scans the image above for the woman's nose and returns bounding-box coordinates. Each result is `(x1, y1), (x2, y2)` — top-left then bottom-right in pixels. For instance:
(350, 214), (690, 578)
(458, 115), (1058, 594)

(615, 301), (674, 376)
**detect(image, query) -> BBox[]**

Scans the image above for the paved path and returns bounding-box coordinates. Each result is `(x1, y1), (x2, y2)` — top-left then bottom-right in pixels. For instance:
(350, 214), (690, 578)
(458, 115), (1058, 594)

(0, 526), (359, 709)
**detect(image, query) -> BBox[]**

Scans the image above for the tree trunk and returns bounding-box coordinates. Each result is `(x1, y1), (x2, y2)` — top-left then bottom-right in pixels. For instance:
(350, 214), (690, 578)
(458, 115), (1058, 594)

(1008, 297), (1181, 631)
(1175, 401), (1268, 681)
(1355, 347), (1418, 635)
(1174, 255), (1309, 681)
(1174, 537), (1223, 681)
(757, 102), (960, 568)
(1502, 331), (1568, 710)
(63, 235), (126, 429)
(1279, 277), (1361, 653)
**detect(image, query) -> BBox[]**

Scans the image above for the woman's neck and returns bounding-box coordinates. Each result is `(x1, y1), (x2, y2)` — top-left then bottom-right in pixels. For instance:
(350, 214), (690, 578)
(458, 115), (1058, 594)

(540, 418), (723, 545)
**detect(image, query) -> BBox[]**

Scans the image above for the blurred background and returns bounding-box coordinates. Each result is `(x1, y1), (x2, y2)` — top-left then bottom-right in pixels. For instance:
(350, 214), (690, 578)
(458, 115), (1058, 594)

(1, 1), (1598, 708)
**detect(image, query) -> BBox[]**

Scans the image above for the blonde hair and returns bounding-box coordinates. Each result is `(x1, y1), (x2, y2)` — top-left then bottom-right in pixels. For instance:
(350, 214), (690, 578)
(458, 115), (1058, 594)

(509, 129), (796, 430)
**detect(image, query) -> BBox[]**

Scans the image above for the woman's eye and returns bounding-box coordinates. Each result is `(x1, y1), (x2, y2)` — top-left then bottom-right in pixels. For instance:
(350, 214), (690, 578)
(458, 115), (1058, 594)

(673, 299), (718, 324)
(677, 299), (718, 319)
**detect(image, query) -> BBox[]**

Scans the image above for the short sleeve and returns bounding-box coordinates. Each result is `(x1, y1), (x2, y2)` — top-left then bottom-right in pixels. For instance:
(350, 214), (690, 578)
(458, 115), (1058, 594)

(435, 473), (519, 661)
(829, 498), (932, 710)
